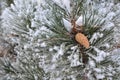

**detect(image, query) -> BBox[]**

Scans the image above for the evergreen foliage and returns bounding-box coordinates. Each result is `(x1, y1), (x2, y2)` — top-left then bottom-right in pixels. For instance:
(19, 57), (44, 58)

(0, 0), (120, 80)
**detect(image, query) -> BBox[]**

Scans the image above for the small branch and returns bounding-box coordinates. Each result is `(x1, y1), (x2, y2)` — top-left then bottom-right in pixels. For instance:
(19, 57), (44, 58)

(79, 44), (89, 64)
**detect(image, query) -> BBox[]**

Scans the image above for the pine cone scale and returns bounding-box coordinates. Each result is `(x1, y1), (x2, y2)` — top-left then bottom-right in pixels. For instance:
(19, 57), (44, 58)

(75, 33), (90, 49)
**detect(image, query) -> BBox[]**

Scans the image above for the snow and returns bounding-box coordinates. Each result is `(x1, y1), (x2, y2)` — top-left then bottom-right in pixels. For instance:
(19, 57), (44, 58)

(102, 43), (110, 48)
(37, 0), (41, 4)
(94, 68), (102, 73)
(52, 44), (65, 62)
(71, 46), (78, 50)
(106, 12), (116, 20)
(62, 0), (71, 13)
(34, 74), (38, 80)
(69, 54), (82, 67)
(24, 44), (30, 50)
(63, 16), (83, 32)
(31, 20), (36, 28)
(111, 49), (120, 65)
(0, 0), (120, 80)
(88, 60), (96, 68)
(98, 8), (107, 16)
(62, 18), (72, 32)
(53, 46), (59, 51)
(54, 78), (62, 80)
(49, 48), (53, 51)
(58, 44), (64, 56)
(54, 0), (71, 13)
(90, 32), (103, 43)
(95, 74), (105, 79)
(88, 46), (110, 63)
(40, 42), (47, 47)
(33, 29), (40, 37)
(75, 15), (83, 26)
(93, 47), (109, 62)
(104, 22), (115, 30)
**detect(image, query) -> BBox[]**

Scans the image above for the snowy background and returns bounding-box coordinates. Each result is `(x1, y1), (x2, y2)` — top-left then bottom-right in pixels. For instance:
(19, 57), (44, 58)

(0, 0), (120, 80)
